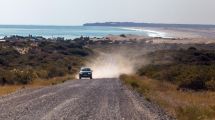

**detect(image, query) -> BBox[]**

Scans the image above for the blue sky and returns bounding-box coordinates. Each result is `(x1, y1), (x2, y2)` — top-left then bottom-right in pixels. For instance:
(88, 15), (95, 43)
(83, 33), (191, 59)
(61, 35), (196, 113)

(0, 0), (214, 25)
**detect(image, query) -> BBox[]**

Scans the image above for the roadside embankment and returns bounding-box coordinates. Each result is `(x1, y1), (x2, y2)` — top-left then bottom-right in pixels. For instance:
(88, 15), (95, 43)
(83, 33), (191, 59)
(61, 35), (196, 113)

(0, 75), (74, 96)
(120, 75), (215, 120)
(119, 46), (215, 120)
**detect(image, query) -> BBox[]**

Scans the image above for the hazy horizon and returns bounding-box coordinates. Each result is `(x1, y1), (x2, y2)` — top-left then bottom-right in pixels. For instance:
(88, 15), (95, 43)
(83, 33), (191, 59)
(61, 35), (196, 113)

(0, 0), (215, 26)
(0, 22), (215, 26)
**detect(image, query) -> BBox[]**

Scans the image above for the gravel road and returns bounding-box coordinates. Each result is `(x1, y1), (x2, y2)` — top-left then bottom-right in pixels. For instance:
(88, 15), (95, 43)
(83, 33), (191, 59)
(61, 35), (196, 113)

(0, 78), (172, 120)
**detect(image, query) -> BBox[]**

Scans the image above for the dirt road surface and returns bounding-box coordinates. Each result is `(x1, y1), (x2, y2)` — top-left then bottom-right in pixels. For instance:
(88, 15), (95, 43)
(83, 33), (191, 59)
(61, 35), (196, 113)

(0, 78), (172, 120)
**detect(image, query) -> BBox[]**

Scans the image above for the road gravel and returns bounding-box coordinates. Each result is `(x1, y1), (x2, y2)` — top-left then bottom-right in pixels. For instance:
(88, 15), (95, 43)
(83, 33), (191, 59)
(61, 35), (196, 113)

(0, 78), (173, 120)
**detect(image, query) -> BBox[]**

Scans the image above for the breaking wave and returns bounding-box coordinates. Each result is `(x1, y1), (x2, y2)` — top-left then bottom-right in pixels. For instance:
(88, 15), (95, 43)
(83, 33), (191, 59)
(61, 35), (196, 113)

(120, 27), (169, 38)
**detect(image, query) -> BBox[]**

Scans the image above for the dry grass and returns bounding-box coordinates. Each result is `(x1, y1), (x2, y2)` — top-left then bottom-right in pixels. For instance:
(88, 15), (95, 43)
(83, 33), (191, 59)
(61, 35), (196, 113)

(120, 74), (215, 120)
(31, 75), (74, 86)
(0, 85), (24, 96)
(0, 75), (74, 96)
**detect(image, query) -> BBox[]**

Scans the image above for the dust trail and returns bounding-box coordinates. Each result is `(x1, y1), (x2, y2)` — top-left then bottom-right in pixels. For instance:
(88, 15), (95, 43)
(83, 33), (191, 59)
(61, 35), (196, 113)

(86, 48), (148, 78)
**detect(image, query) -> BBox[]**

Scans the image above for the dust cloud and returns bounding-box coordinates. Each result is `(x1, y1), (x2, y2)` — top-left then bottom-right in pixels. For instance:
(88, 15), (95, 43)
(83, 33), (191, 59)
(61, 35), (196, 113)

(86, 47), (149, 78)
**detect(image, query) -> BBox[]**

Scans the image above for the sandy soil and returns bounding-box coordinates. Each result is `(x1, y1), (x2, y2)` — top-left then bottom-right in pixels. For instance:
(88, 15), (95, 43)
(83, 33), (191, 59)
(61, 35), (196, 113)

(104, 27), (215, 44)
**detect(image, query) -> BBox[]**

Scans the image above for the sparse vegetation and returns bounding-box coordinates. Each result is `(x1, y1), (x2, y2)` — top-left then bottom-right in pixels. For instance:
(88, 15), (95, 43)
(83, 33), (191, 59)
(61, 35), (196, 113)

(120, 47), (215, 119)
(0, 75), (73, 96)
(120, 34), (126, 38)
(0, 39), (93, 86)
(139, 47), (215, 91)
(120, 75), (215, 120)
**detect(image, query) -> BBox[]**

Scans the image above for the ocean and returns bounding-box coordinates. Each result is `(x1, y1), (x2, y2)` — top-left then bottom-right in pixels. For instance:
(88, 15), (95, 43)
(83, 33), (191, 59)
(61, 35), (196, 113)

(0, 25), (166, 39)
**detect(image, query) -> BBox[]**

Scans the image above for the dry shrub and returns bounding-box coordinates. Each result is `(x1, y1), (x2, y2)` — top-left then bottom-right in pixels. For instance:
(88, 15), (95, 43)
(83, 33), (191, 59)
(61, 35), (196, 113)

(177, 106), (215, 120)
(120, 74), (215, 120)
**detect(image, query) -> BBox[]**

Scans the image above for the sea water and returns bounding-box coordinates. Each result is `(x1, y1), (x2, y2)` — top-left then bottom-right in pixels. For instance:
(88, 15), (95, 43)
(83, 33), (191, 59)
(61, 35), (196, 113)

(0, 25), (166, 39)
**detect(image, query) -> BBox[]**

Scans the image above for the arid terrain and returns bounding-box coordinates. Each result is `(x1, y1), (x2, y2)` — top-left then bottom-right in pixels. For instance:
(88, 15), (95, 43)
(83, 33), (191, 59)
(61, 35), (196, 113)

(1, 27), (215, 120)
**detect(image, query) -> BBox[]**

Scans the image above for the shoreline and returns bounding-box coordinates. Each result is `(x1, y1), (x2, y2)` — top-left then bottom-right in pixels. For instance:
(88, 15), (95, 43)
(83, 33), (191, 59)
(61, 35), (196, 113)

(1, 25), (215, 45)
(0, 25), (198, 40)
(1, 34), (215, 45)
(119, 27), (171, 38)
(0, 27), (171, 39)
(1, 25), (215, 40)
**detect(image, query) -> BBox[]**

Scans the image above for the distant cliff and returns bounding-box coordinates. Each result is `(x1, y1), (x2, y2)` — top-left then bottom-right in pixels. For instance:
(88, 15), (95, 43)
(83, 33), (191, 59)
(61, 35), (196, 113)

(83, 22), (215, 29)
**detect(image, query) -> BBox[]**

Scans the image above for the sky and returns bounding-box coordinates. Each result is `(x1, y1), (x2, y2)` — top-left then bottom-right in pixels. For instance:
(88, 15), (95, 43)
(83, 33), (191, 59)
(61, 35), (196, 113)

(0, 0), (214, 25)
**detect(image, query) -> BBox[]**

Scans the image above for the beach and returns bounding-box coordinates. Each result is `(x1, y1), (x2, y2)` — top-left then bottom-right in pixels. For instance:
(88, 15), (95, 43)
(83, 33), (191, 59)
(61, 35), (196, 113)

(1, 25), (215, 45)
(105, 27), (215, 44)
